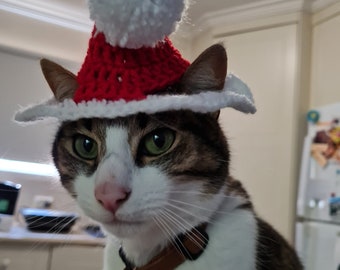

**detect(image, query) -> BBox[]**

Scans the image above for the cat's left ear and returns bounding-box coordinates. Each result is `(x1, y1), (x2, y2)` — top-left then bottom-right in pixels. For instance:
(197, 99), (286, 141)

(40, 59), (78, 102)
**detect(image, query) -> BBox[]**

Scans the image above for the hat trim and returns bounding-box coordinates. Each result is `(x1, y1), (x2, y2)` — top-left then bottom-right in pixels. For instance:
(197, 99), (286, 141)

(15, 74), (256, 123)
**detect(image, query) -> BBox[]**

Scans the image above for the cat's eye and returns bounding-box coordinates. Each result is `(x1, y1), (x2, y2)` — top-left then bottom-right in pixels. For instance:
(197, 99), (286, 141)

(142, 128), (175, 156)
(73, 135), (98, 160)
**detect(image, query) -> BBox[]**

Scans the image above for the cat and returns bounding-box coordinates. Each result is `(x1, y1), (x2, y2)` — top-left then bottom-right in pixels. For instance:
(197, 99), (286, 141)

(41, 44), (303, 270)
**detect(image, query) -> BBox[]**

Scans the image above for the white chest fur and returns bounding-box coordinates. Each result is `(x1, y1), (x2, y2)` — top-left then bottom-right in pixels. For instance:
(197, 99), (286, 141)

(104, 208), (257, 270)
(177, 209), (257, 270)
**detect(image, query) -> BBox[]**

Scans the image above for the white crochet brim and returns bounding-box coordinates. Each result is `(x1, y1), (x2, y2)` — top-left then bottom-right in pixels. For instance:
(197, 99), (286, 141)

(15, 74), (256, 123)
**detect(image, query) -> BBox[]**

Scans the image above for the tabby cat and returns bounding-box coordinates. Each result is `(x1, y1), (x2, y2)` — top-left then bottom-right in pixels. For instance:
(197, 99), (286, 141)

(42, 44), (302, 269)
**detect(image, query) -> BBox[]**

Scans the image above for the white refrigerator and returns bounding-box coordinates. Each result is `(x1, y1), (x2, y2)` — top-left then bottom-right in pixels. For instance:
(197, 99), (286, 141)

(296, 103), (340, 270)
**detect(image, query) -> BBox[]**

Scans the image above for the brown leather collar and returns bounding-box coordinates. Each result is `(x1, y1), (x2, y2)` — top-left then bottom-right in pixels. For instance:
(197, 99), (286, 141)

(120, 223), (209, 270)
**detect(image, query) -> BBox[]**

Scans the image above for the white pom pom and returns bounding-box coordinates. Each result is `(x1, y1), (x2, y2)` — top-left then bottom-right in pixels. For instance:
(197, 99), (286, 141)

(87, 0), (188, 49)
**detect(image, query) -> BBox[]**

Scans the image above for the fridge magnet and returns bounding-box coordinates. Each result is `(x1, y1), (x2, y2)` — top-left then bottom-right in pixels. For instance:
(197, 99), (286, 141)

(311, 118), (340, 167)
(307, 110), (320, 124)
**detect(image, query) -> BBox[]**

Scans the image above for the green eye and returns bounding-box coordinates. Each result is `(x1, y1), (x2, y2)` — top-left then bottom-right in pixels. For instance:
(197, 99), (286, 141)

(142, 128), (175, 156)
(73, 135), (98, 160)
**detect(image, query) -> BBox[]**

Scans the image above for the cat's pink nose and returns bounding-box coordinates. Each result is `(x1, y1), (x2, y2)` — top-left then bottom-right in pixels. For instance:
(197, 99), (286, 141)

(94, 182), (130, 214)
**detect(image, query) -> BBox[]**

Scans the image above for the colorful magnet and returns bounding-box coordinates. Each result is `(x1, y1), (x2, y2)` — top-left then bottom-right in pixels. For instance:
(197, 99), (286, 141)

(307, 110), (320, 124)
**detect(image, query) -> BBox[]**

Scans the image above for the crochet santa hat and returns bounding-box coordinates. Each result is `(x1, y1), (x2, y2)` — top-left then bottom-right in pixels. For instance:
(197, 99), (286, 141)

(15, 0), (256, 123)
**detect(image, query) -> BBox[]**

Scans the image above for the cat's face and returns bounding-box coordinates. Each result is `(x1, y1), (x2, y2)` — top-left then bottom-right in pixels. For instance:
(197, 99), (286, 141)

(52, 110), (230, 238)
(40, 43), (230, 239)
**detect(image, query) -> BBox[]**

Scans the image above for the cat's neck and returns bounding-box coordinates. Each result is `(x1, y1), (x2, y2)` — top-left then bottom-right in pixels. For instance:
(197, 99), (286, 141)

(119, 223), (183, 267)
(116, 189), (244, 267)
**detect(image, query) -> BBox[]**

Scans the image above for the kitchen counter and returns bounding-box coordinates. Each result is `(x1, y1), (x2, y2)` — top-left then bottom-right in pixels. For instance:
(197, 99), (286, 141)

(0, 223), (106, 246)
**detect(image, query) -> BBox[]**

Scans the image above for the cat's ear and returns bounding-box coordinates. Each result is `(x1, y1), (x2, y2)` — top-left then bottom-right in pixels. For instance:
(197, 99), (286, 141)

(180, 44), (227, 94)
(180, 44), (226, 120)
(40, 59), (78, 101)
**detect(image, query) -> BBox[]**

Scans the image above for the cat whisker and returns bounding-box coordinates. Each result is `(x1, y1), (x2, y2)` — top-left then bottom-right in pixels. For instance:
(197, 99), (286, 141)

(163, 202), (214, 225)
(165, 190), (240, 199)
(168, 198), (237, 215)
(153, 215), (187, 260)
(22, 216), (73, 256)
(162, 207), (209, 243)
(159, 210), (203, 250)
(164, 201), (254, 226)
(156, 212), (196, 260)
(50, 217), (79, 249)
(45, 216), (70, 232)
(24, 217), (71, 253)
(161, 208), (207, 249)
(57, 216), (77, 233)
(23, 240), (50, 258)
(21, 215), (56, 228)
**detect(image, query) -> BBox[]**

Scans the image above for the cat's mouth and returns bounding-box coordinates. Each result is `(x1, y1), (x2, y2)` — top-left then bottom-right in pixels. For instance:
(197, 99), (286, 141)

(104, 217), (145, 226)
(101, 217), (147, 237)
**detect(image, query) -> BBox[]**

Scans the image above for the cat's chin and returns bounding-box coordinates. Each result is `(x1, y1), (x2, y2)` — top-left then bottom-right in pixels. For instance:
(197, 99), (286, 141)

(101, 218), (152, 238)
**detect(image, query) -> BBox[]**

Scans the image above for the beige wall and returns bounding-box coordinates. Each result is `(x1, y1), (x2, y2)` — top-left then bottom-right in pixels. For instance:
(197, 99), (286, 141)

(218, 24), (299, 241)
(0, 10), (89, 63)
(310, 2), (340, 107)
(189, 2), (340, 242)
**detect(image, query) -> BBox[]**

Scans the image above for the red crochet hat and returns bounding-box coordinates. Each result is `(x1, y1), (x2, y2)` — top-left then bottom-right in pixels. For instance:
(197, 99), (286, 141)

(15, 0), (256, 123)
(74, 29), (190, 104)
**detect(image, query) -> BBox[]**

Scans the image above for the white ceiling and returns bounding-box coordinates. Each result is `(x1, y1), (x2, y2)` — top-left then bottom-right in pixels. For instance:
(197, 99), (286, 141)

(0, 0), (336, 35)
(34, 0), (264, 24)
(18, 0), (325, 22)
(0, 0), (337, 63)
(0, 0), (302, 31)
(188, 0), (261, 20)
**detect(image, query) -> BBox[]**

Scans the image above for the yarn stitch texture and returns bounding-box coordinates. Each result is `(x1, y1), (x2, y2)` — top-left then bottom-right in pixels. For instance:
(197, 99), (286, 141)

(15, 74), (256, 123)
(74, 31), (190, 103)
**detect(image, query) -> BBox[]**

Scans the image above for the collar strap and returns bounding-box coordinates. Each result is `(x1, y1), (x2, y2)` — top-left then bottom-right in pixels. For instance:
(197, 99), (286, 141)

(120, 223), (209, 270)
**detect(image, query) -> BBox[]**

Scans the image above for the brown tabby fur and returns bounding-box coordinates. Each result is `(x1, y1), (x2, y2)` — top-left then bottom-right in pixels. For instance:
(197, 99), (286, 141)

(47, 44), (303, 269)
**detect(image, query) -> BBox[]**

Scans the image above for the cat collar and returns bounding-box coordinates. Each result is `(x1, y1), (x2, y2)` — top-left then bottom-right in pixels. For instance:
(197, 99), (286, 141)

(119, 223), (209, 270)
